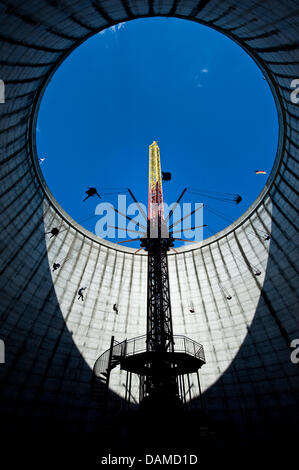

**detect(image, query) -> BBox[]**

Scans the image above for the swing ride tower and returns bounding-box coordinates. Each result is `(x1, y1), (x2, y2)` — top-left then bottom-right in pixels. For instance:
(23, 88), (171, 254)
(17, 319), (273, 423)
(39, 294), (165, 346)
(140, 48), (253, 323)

(139, 141), (178, 407)
(93, 142), (205, 412)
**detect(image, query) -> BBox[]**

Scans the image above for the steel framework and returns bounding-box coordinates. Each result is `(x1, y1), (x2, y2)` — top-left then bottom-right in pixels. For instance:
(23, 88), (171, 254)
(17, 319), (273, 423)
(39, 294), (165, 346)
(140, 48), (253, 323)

(93, 142), (205, 412)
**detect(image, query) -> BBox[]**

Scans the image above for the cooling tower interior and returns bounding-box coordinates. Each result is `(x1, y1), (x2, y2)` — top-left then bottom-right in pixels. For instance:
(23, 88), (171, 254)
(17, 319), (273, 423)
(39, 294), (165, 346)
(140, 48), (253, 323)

(0, 0), (298, 467)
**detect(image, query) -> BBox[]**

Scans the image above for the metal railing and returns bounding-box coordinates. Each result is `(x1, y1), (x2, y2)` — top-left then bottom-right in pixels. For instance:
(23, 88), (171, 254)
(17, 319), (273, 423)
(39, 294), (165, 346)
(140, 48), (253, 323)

(93, 338), (126, 377)
(124, 334), (205, 362)
(93, 334), (205, 378)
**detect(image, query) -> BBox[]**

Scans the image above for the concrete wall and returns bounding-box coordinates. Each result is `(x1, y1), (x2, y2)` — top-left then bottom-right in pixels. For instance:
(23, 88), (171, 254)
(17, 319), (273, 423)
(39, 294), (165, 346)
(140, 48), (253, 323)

(0, 0), (298, 448)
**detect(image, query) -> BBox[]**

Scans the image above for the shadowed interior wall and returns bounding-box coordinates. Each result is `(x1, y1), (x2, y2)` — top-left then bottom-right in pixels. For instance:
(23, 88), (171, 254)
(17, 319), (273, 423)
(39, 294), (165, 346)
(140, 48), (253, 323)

(0, 0), (298, 446)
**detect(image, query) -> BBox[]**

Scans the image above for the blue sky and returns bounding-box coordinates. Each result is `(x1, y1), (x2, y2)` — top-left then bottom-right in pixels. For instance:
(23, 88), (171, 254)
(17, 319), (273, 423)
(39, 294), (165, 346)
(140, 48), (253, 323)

(37, 17), (278, 247)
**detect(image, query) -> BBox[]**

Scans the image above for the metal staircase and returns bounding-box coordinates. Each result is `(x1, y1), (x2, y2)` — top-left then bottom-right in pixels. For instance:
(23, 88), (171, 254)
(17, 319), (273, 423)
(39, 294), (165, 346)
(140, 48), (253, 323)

(91, 336), (127, 408)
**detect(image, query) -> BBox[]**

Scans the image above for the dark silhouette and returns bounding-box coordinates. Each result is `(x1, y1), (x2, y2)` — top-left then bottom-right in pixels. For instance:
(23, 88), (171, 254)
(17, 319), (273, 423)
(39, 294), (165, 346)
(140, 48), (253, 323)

(264, 234), (271, 240)
(47, 227), (59, 238)
(78, 287), (87, 301)
(113, 303), (118, 314)
(162, 172), (171, 182)
(235, 195), (242, 204)
(83, 187), (101, 201)
(52, 263), (61, 272)
(255, 271), (261, 276)
(189, 308), (195, 313)
(226, 295), (232, 300)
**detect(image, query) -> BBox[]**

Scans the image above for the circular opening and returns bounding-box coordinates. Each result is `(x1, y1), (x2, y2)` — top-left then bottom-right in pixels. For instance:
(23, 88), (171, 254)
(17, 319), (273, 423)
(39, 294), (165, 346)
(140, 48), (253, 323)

(36, 17), (279, 248)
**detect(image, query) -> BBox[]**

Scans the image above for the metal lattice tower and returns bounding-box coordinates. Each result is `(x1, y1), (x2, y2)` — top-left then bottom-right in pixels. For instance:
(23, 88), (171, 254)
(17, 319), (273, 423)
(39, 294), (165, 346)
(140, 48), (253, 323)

(93, 142), (205, 413)
(146, 141), (174, 354)
(140, 141), (178, 405)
